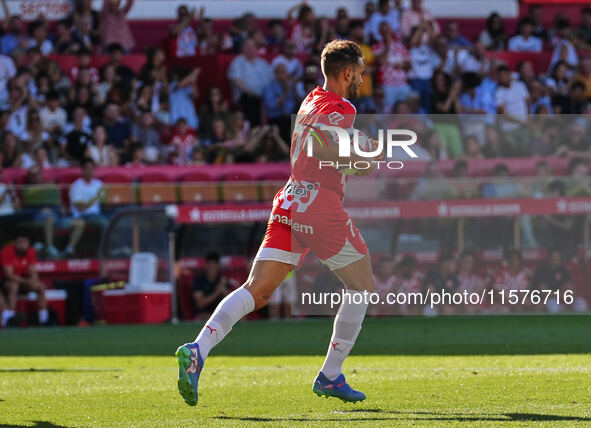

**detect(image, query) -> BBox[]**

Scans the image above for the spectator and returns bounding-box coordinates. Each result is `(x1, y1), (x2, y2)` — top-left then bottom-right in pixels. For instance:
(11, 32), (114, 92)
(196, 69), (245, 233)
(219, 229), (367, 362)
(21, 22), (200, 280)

(227, 39), (273, 127)
(373, 22), (411, 112)
(65, 158), (106, 257)
(6, 83), (27, 139)
(70, 0), (101, 47)
(101, 102), (131, 159)
(576, 57), (591, 99)
(170, 4), (203, 58)
(0, 52), (15, 97)
(401, 0), (440, 41)
(169, 67), (200, 131)
(423, 252), (459, 315)
(452, 159), (478, 198)
(198, 87), (229, 141)
(54, 19), (80, 54)
(528, 79), (553, 115)
(482, 124), (513, 158)
(457, 251), (486, 314)
(192, 252), (231, 317)
(21, 109), (50, 167)
(445, 21), (471, 48)
(549, 15), (578, 71)
(530, 120), (559, 156)
(266, 19), (286, 53)
(479, 12), (507, 50)
(0, 234), (49, 326)
(528, 4), (548, 42)
(531, 248), (572, 312)
(1, 14), (25, 56)
(287, 3), (322, 54)
(70, 49), (99, 85)
(459, 72), (496, 144)
(365, 0), (401, 43)
(370, 256), (396, 316)
(100, 0), (135, 53)
(348, 21), (375, 104)
(0, 166), (15, 216)
(481, 163), (520, 198)
(538, 182), (575, 257)
(495, 65), (530, 154)
(545, 60), (570, 104)
(26, 20), (53, 56)
(271, 40), (303, 82)
(565, 157), (591, 196)
(131, 109), (161, 163)
(394, 255), (423, 316)
(555, 119), (590, 158)
(530, 159), (553, 197)
(169, 118), (198, 165)
(408, 21), (438, 113)
(88, 125), (116, 166)
(493, 249), (532, 313)
(103, 43), (135, 97)
(39, 91), (67, 135)
(508, 18), (543, 52)
(0, 131), (21, 168)
(263, 64), (297, 143)
(47, 61), (71, 99)
(412, 160), (457, 200)
(462, 136), (484, 160)
(138, 47), (167, 86)
(61, 106), (92, 165)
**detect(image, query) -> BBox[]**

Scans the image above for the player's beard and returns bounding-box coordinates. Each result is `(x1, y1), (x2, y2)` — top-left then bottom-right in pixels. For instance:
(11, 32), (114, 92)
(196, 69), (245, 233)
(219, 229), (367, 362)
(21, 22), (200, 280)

(346, 80), (360, 101)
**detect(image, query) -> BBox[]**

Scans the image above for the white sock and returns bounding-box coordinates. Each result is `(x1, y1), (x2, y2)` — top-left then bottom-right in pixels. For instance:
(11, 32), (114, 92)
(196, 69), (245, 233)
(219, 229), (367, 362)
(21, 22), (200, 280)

(1, 310), (15, 327)
(194, 287), (255, 359)
(320, 290), (368, 381)
(39, 309), (49, 324)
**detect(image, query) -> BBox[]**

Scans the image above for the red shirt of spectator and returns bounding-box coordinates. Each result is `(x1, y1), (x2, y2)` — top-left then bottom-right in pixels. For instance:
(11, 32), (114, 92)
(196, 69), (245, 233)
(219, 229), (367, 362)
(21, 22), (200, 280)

(1, 243), (36, 278)
(372, 38), (409, 88)
(169, 120), (198, 165)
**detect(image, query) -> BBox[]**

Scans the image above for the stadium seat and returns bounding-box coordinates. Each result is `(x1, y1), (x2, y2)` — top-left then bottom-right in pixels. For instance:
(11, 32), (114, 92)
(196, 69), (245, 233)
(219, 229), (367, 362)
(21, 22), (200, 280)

(179, 172), (219, 204)
(138, 173), (177, 205)
(221, 173), (259, 203)
(97, 173), (135, 206)
(346, 177), (382, 202)
(259, 172), (289, 202)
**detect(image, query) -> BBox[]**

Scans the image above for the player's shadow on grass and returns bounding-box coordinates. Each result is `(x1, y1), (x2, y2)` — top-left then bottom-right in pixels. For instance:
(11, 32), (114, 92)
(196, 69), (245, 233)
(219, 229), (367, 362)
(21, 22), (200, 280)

(215, 410), (591, 423)
(0, 368), (121, 373)
(0, 422), (72, 428)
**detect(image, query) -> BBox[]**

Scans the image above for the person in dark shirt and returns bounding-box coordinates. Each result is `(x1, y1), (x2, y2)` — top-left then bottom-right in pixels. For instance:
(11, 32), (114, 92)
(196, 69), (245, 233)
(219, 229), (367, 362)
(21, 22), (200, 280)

(532, 248), (572, 313)
(63, 107), (91, 164)
(192, 252), (231, 317)
(423, 252), (459, 315)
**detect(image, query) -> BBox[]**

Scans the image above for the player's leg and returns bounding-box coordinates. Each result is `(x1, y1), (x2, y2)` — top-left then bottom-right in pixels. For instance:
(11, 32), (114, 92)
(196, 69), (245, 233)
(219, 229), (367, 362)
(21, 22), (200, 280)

(302, 210), (373, 402)
(196, 259), (291, 358)
(313, 255), (374, 402)
(175, 259), (291, 406)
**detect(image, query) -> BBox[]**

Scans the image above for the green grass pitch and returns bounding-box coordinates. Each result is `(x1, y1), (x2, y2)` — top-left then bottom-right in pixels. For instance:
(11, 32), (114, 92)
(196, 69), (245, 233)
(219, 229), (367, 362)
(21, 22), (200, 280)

(1, 315), (590, 427)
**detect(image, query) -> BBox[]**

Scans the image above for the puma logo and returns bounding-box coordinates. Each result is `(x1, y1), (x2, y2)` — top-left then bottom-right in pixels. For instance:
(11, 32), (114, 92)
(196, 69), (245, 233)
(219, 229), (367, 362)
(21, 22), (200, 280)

(205, 325), (217, 335)
(330, 341), (344, 353)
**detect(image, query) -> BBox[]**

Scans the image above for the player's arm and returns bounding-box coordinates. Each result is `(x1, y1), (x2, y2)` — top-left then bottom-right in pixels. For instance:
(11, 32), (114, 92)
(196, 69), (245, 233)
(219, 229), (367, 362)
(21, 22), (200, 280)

(313, 132), (384, 176)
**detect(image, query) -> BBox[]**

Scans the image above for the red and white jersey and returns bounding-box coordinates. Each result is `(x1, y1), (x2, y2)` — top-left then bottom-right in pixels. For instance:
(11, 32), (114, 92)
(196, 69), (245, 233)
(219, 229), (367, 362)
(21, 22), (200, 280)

(374, 273), (398, 296)
(493, 267), (532, 292)
(397, 271), (424, 295)
(372, 41), (409, 88)
(458, 272), (484, 293)
(280, 86), (357, 206)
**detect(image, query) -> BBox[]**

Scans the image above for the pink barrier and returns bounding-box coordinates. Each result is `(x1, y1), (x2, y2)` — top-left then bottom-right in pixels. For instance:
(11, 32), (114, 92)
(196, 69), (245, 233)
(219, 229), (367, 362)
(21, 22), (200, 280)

(1, 157), (575, 184)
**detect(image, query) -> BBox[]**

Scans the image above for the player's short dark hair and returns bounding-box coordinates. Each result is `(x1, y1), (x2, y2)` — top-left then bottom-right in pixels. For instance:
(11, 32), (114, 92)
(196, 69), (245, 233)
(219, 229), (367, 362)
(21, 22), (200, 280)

(320, 40), (362, 78)
(205, 252), (220, 263)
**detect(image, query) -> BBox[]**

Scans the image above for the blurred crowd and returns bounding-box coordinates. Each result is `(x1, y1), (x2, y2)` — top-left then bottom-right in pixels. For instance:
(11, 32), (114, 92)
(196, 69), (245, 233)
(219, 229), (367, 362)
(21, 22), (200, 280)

(1, 0), (591, 171)
(367, 247), (586, 316)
